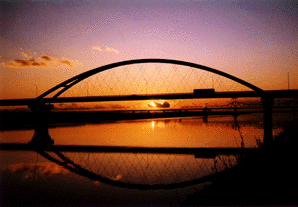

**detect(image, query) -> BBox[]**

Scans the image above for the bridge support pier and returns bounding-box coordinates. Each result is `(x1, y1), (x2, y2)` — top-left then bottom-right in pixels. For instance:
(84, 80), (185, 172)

(234, 108), (238, 123)
(203, 115), (208, 123)
(202, 107), (208, 123)
(262, 96), (274, 145)
(28, 103), (54, 145)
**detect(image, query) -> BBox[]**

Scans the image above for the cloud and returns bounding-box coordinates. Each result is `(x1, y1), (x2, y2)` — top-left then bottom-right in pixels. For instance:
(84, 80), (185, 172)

(110, 174), (122, 181)
(148, 101), (171, 108)
(93, 174), (122, 185)
(92, 46), (120, 54)
(58, 59), (73, 67)
(6, 163), (69, 179)
(41, 55), (53, 61)
(2, 59), (48, 68)
(105, 47), (119, 54)
(108, 104), (129, 109)
(21, 52), (29, 58)
(41, 55), (73, 67)
(92, 46), (103, 51)
(28, 57), (35, 61)
(1, 52), (74, 68)
(94, 180), (101, 185)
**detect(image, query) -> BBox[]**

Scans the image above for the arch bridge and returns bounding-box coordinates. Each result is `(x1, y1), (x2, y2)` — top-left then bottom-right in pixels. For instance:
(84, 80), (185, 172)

(26, 59), (277, 145)
(1, 58), (298, 190)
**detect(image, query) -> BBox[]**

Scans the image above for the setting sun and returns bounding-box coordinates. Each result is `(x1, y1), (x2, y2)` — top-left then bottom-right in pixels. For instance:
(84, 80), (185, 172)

(150, 101), (156, 107)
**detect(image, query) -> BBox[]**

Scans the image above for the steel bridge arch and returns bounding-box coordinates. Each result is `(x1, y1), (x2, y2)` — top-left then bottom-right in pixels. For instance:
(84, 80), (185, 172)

(36, 58), (264, 101)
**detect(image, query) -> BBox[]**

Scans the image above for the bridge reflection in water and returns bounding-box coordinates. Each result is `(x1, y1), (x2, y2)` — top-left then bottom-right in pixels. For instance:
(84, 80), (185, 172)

(1, 141), (255, 189)
(37, 149), (242, 189)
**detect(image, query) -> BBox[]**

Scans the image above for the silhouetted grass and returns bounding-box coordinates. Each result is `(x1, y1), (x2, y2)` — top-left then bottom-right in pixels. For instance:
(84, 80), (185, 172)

(184, 119), (298, 206)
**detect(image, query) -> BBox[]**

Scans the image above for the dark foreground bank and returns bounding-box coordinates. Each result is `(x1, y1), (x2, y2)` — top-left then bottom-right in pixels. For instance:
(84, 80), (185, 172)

(184, 120), (298, 206)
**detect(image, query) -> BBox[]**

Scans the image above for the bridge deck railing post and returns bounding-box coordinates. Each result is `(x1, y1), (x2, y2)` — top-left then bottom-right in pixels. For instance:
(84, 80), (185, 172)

(261, 96), (274, 145)
(28, 102), (54, 145)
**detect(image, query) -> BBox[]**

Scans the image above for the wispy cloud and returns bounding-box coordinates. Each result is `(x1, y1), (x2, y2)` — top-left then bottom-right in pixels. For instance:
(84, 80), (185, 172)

(92, 46), (103, 51)
(92, 46), (120, 54)
(41, 55), (74, 67)
(1, 52), (74, 68)
(3, 59), (48, 68)
(106, 47), (119, 54)
(58, 59), (73, 67)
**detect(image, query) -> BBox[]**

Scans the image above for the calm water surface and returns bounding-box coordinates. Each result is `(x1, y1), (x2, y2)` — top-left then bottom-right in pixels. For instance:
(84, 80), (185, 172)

(1, 114), (268, 147)
(0, 113), (291, 206)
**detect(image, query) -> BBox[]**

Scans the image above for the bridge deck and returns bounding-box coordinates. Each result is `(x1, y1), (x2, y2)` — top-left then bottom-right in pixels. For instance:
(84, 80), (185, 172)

(1, 90), (298, 106)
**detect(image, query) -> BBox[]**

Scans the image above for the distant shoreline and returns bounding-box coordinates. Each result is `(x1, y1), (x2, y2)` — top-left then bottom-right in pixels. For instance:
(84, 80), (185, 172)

(0, 109), (257, 131)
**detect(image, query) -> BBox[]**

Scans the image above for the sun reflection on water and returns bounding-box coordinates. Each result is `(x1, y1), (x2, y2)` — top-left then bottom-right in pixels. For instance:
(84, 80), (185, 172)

(151, 121), (155, 130)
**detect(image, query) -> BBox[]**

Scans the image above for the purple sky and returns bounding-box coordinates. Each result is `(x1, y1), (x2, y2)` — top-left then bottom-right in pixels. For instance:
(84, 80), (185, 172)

(1, 0), (297, 99)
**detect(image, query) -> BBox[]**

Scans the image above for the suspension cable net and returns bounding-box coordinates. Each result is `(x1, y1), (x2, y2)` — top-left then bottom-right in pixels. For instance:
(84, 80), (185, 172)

(44, 63), (254, 99)
(40, 150), (239, 189)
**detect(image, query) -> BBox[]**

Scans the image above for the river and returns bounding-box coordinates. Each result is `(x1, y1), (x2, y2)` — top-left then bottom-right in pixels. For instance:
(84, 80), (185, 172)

(0, 113), (294, 206)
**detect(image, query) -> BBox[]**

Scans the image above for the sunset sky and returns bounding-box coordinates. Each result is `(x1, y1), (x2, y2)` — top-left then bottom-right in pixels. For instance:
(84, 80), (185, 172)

(1, 0), (297, 99)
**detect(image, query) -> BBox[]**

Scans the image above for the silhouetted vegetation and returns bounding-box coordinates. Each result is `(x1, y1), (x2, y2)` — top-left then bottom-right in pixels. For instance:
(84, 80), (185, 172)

(184, 119), (298, 206)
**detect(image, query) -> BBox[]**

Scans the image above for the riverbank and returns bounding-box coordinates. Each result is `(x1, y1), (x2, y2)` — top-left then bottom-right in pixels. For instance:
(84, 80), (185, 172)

(184, 119), (298, 206)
